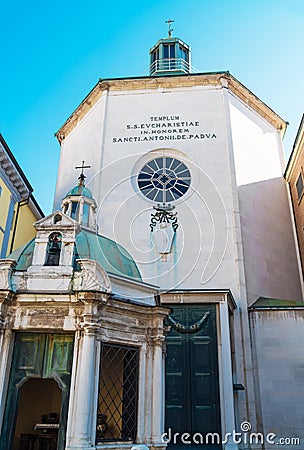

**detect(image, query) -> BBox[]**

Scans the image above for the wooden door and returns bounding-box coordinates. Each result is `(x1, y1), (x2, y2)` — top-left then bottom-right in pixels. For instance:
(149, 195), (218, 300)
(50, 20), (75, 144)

(165, 305), (221, 449)
(0, 332), (74, 450)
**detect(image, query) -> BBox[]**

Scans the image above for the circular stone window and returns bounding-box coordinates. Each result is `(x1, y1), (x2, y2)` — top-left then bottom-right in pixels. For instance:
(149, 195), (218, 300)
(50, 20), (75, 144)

(137, 156), (191, 203)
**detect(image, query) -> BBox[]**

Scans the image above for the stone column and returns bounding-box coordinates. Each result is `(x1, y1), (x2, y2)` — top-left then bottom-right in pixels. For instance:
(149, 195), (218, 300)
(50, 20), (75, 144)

(66, 324), (98, 449)
(151, 336), (165, 445)
(0, 288), (15, 429)
(219, 301), (239, 450)
(78, 198), (84, 224)
(0, 327), (13, 430)
(67, 201), (72, 216)
(137, 343), (148, 443)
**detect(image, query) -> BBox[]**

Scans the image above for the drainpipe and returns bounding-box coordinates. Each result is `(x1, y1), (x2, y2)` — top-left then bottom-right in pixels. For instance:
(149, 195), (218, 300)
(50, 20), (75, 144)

(9, 197), (30, 254)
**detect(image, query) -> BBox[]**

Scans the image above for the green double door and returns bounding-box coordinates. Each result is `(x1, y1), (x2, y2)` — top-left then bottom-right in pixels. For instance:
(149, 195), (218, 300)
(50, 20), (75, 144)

(165, 305), (221, 449)
(0, 332), (74, 450)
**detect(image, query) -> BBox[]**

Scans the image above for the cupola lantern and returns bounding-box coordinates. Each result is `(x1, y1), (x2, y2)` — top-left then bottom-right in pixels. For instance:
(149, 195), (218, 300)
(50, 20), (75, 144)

(61, 161), (97, 231)
(149, 20), (191, 76)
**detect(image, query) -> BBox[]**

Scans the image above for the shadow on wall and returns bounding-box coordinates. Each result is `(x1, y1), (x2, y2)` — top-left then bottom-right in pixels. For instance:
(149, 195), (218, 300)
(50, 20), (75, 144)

(238, 177), (302, 306)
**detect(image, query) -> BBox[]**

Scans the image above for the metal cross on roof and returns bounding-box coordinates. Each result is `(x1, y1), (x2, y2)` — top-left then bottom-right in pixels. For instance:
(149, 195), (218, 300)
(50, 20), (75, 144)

(75, 160), (91, 183)
(165, 18), (174, 38)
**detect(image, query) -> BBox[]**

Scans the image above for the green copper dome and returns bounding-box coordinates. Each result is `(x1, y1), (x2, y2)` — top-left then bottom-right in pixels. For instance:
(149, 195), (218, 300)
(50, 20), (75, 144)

(8, 229), (141, 281)
(65, 184), (93, 199)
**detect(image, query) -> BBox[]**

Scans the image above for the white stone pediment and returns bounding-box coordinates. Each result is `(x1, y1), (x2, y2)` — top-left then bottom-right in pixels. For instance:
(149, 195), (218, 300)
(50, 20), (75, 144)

(34, 211), (80, 232)
(73, 259), (111, 293)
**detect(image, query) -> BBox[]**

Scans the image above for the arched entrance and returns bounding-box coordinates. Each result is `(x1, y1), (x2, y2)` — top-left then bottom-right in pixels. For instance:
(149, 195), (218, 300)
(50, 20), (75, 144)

(0, 333), (74, 450)
(13, 378), (61, 450)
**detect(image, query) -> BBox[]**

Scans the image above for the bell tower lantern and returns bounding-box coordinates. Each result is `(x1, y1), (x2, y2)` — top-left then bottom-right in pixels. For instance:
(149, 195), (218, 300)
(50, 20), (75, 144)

(61, 161), (97, 231)
(149, 20), (191, 76)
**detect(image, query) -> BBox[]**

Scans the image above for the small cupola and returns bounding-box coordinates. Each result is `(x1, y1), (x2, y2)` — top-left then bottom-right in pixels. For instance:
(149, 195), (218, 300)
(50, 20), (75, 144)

(61, 161), (97, 231)
(149, 20), (191, 76)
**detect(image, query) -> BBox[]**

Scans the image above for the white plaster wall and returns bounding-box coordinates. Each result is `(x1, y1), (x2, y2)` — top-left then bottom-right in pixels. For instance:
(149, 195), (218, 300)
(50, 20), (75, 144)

(54, 85), (242, 296)
(54, 83), (301, 303)
(238, 178), (302, 304)
(229, 95), (284, 186)
(230, 95), (302, 305)
(228, 95), (302, 304)
(53, 96), (105, 206)
(250, 310), (304, 449)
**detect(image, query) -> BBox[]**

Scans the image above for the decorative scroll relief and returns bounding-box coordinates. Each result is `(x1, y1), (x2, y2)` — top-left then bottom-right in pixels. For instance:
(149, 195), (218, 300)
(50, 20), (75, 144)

(167, 311), (210, 334)
(0, 260), (17, 291)
(73, 259), (111, 293)
(150, 205), (178, 255)
(150, 206), (178, 233)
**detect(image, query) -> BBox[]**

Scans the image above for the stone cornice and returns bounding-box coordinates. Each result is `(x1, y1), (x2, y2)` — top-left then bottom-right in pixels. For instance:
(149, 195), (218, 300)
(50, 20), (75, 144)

(160, 289), (237, 311)
(225, 74), (286, 135)
(55, 73), (287, 142)
(108, 297), (170, 316)
(0, 134), (32, 199)
(9, 293), (79, 304)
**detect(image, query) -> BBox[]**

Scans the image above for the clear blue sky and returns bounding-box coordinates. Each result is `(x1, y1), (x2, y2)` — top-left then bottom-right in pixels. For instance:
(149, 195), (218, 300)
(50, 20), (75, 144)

(1, 0), (303, 213)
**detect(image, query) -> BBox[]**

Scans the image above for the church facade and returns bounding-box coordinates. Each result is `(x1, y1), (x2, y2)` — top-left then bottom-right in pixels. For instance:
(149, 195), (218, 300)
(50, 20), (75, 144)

(0, 32), (304, 450)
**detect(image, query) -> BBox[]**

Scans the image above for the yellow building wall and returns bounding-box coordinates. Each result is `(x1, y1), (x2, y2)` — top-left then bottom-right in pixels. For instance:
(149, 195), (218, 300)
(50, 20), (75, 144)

(0, 177), (13, 254)
(1, 176), (40, 256)
(287, 147), (304, 276)
(8, 203), (38, 254)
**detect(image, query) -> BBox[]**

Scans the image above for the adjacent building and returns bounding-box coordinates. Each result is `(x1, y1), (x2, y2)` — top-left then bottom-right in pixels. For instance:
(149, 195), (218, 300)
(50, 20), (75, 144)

(0, 134), (43, 258)
(285, 114), (304, 277)
(0, 31), (303, 450)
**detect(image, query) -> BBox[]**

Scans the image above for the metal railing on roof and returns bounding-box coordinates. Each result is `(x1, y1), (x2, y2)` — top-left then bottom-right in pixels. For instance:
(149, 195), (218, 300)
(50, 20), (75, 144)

(150, 58), (198, 75)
